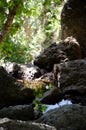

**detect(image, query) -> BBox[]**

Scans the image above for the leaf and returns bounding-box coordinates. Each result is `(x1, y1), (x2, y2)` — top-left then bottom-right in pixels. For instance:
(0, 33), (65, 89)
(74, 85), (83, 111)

(43, 0), (51, 6)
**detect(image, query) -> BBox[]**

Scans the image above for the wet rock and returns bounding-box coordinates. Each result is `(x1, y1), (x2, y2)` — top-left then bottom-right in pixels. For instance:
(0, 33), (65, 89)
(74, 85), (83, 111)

(0, 105), (34, 121)
(37, 104), (86, 130)
(0, 66), (35, 108)
(61, 0), (86, 57)
(0, 118), (56, 130)
(41, 87), (63, 105)
(34, 37), (81, 71)
(54, 59), (86, 105)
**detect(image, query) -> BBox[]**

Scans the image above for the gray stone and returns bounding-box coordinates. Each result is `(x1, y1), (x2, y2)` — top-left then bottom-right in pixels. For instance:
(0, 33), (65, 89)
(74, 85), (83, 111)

(61, 0), (86, 57)
(0, 66), (35, 107)
(1, 62), (41, 80)
(0, 118), (56, 130)
(34, 37), (81, 71)
(0, 105), (34, 121)
(37, 104), (86, 130)
(41, 87), (63, 104)
(54, 59), (86, 105)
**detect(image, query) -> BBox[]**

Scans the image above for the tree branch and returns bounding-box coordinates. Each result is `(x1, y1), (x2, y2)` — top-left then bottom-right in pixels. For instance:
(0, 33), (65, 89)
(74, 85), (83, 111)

(0, 3), (21, 44)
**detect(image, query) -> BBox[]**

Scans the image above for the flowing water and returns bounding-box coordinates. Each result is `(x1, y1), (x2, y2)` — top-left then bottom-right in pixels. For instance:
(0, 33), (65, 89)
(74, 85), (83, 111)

(44, 99), (72, 113)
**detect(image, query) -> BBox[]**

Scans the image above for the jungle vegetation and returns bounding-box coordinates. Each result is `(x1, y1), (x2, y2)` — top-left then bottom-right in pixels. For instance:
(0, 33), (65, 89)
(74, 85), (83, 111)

(0, 0), (65, 63)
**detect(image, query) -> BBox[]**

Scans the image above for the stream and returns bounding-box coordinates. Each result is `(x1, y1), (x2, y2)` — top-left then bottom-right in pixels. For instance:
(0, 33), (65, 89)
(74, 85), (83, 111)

(44, 99), (72, 113)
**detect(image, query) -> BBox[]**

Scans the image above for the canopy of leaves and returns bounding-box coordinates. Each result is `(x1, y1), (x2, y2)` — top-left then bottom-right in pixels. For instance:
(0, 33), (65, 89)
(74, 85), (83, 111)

(0, 0), (65, 63)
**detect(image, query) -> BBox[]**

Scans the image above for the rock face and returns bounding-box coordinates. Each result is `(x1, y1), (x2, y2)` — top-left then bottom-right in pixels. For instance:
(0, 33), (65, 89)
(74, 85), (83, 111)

(0, 66), (35, 108)
(54, 59), (86, 105)
(61, 0), (86, 57)
(34, 37), (81, 71)
(0, 105), (34, 121)
(37, 104), (86, 130)
(0, 118), (56, 130)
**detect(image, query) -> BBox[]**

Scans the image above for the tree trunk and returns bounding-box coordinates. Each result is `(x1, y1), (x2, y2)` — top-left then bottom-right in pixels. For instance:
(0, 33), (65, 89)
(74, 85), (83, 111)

(0, 2), (21, 44)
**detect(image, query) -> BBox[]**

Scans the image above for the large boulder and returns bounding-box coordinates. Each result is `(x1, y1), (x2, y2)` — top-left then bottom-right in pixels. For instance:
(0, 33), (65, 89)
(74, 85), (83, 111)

(0, 105), (34, 121)
(61, 0), (86, 57)
(0, 118), (56, 130)
(34, 37), (81, 71)
(40, 87), (63, 104)
(2, 62), (41, 80)
(37, 104), (86, 130)
(54, 59), (86, 105)
(0, 66), (35, 108)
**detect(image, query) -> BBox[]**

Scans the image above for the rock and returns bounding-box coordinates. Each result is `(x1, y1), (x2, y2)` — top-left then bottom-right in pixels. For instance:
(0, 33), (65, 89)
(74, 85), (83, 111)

(61, 0), (86, 57)
(54, 59), (86, 105)
(21, 64), (41, 80)
(1, 62), (41, 80)
(10, 63), (23, 79)
(0, 118), (56, 130)
(41, 87), (63, 104)
(37, 104), (86, 130)
(39, 72), (54, 82)
(0, 105), (34, 121)
(0, 66), (35, 107)
(34, 37), (81, 71)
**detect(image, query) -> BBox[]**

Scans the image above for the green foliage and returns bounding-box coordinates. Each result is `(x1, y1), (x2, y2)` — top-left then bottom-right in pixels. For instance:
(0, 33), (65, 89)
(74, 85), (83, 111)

(33, 99), (48, 113)
(34, 85), (45, 98)
(48, 83), (54, 89)
(0, 0), (65, 63)
(0, 41), (33, 63)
